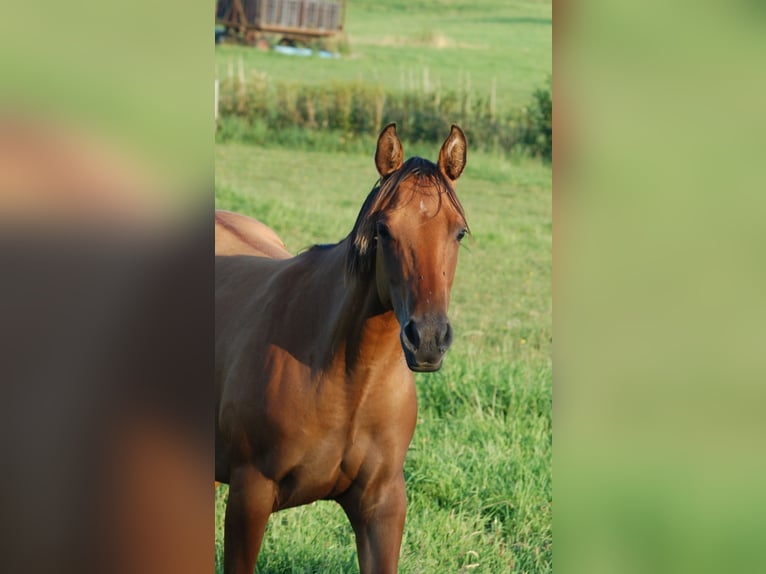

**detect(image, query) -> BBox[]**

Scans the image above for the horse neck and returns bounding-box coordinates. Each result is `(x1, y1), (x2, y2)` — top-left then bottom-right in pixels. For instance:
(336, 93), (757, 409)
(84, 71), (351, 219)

(299, 239), (401, 373)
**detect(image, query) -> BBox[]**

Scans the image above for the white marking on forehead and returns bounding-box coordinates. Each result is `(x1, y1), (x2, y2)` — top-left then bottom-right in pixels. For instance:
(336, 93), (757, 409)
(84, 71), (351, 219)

(420, 199), (427, 213)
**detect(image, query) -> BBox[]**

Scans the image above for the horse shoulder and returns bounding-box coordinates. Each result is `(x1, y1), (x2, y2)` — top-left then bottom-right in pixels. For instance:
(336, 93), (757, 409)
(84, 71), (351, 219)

(341, 361), (418, 478)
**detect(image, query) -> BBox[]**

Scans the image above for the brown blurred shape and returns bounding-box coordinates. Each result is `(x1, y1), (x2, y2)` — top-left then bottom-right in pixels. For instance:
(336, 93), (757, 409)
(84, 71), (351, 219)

(0, 114), (163, 224)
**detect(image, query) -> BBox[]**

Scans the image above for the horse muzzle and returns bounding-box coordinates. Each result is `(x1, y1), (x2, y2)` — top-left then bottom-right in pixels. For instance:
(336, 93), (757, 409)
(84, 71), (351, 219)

(400, 316), (454, 372)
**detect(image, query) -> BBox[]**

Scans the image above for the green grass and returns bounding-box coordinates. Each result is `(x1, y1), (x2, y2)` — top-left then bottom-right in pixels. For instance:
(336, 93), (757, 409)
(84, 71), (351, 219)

(214, 141), (552, 573)
(215, 0), (551, 109)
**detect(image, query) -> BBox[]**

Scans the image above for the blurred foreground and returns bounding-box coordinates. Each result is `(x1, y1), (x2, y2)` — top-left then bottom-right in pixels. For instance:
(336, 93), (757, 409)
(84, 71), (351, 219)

(0, 1), (213, 573)
(556, 1), (766, 572)
(0, 114), (214, 574)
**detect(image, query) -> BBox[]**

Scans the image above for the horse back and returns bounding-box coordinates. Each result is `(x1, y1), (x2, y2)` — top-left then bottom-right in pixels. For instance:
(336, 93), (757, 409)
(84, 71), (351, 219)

(215, 210), (291, 259)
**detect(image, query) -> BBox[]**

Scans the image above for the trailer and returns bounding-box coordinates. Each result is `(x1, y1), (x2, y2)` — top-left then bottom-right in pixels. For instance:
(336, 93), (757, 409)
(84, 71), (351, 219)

(216, 0), (347, 45)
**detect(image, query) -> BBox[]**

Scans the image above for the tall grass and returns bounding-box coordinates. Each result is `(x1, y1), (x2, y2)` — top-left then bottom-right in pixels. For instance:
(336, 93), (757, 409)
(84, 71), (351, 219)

(216, 67), (552, 160)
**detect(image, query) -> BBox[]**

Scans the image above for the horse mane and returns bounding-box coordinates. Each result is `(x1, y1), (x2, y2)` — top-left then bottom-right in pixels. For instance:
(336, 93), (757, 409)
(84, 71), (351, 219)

(345, 157), (468, 276)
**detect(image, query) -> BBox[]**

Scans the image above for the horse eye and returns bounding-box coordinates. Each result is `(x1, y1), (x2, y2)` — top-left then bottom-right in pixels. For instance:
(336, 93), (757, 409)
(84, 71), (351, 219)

(376, 222), (391, 240)
(457, 228), (467, 242)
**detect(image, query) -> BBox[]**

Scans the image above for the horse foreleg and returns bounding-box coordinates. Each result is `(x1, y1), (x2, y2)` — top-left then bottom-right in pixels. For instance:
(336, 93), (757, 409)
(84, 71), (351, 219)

(224, 465), (275, 574)
(339, 473), (407, 574)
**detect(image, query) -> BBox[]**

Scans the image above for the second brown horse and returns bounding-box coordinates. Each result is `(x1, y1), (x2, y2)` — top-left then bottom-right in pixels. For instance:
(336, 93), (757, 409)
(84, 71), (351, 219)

(215, 124), (469, 573)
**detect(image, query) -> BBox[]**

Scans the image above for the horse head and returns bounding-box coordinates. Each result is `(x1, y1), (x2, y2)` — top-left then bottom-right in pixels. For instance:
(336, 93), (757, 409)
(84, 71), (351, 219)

(348, 123), (469, 372)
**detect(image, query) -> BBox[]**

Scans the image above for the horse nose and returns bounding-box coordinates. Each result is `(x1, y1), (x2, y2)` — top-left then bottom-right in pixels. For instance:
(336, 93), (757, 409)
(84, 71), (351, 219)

(403, 319), (421, 350)
(439, 321), (454, 353)
(402, 317), (453, 357)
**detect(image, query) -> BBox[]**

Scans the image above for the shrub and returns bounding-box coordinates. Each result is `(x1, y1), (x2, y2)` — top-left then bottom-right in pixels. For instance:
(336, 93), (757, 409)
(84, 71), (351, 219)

(216, 72), (552, 160)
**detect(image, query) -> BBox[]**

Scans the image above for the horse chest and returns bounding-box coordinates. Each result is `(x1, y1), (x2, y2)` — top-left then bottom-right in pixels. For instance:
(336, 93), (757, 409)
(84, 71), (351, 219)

(264, 374), (415, 509)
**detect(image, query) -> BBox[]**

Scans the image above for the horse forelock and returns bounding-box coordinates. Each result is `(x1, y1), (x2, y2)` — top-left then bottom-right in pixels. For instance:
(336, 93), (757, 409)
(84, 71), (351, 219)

(345, 157), (468, 277)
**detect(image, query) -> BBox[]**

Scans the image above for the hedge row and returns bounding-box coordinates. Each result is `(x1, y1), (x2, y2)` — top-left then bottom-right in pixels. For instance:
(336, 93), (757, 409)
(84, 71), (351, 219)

(217, 74), (551, 160)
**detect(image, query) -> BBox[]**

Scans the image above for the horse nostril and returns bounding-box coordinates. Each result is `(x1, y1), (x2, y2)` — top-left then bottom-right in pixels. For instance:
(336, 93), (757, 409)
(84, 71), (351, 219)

(403, 320), (420, 349)
(439, 322), (454, 352)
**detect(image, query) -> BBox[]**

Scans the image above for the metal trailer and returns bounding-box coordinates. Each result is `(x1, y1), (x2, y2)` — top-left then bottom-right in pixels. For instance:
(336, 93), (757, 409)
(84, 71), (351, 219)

(216, 0), (347, 45)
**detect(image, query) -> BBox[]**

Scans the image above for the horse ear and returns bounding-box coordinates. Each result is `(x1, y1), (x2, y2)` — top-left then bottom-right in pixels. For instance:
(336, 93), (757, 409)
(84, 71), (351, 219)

(375, 123), (404, 177)
(438, 125), (467, 182)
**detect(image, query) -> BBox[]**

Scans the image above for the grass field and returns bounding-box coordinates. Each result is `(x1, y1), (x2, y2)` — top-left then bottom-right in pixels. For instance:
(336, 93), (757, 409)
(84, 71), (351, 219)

(215, 0), (551, 109)
(214, 141), (552, 572)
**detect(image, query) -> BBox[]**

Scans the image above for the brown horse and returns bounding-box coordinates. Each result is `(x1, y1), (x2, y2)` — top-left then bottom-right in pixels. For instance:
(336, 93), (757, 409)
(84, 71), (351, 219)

(215, 124), (469, 574)
(215, 210), (291, 259)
